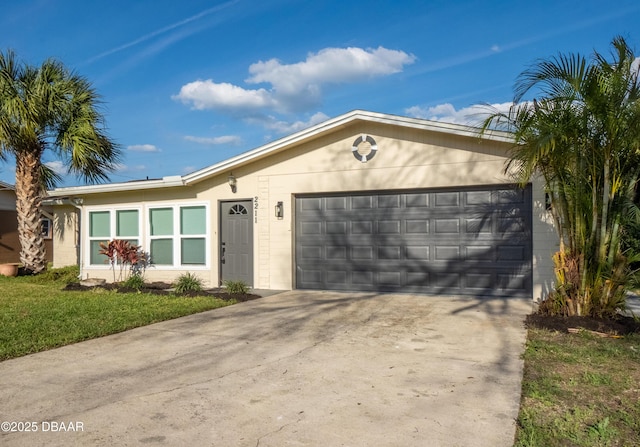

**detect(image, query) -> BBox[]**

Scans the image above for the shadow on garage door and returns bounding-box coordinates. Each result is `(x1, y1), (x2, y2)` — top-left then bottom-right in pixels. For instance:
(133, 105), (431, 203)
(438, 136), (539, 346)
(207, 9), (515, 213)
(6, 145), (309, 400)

(295, 184), (532, 297)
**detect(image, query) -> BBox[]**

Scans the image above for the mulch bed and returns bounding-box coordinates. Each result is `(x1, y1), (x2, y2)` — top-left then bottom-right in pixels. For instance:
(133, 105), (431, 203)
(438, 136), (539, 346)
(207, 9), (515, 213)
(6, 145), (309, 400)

(62, 282), (262, 302)
(526, 313), (640, 336)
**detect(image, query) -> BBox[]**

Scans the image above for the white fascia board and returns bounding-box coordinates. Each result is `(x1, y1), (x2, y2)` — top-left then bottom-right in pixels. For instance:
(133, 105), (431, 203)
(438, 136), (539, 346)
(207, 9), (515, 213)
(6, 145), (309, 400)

(46, 175), (185, 197)
(353, 110), (515, 143)
(0, 180), (15, 191)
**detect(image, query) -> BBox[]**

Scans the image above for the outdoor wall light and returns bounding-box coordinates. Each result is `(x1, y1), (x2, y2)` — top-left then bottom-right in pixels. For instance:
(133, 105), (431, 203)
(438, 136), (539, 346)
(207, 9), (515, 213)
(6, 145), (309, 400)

(228, 173), (237, 193)
(545, 192), (552, 211)
(275, 201), (284, 219)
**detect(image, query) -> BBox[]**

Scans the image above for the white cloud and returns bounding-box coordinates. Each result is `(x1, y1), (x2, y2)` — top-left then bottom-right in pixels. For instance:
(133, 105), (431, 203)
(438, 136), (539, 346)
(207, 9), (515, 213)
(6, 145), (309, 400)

(174, 80), (274, 111)
(114, 164), (147, 173)
(128, 144), (161, 152)
(44, 161), (66, 175)
(184, 135), (242, 145)
(246, 46), (416, 94)
(245, 112), (330, 135)
(405, 102), (513, 126)
(173, 46), (415, 114)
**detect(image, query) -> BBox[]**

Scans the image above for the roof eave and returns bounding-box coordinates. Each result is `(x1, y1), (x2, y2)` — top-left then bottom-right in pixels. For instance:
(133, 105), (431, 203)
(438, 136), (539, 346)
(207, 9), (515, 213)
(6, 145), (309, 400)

(46, 175), (185, 198)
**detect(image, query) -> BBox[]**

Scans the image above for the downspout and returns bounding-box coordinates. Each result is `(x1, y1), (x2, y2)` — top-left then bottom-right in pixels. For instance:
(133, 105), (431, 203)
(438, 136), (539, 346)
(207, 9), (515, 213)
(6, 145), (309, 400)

(69, 198), (84, 280)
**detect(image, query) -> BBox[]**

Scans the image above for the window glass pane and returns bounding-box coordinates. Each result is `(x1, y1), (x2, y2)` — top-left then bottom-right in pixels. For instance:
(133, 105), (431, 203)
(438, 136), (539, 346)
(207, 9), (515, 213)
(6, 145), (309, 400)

(41, 218), (52, 238)
(181, 238), (205, 265)
(89, 211), (110, 237)
(150, 239), (173, 265)
(150, 208), (173, 236)
(181, 206), (206, 235)
(117, 210), (139, 237)
(90, 240), (109, 265)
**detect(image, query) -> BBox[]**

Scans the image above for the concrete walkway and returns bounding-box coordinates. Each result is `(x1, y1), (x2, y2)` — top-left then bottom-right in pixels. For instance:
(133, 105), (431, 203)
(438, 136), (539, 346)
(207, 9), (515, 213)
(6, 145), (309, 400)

(0, 291), (532, 446)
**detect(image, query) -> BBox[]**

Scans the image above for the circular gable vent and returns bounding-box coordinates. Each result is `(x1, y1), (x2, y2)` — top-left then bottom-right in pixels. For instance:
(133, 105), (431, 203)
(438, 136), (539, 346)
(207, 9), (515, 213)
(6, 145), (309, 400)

(351, 135), (377, 163)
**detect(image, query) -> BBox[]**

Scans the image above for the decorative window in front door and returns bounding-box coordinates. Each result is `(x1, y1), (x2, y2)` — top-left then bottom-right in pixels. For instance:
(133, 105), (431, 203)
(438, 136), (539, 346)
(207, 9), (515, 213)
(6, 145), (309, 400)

(229, 204), (248, 215)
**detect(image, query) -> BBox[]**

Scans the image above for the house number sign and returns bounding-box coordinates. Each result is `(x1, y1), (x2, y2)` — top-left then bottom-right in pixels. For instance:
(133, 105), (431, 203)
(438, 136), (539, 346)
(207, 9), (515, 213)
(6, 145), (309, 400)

(254, 196), (258, 223)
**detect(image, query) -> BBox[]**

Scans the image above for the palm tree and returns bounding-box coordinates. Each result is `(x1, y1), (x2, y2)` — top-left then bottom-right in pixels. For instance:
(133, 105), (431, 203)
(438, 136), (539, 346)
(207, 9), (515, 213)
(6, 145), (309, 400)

(0, 50), (121, 274)
(481, 36), (640, 317)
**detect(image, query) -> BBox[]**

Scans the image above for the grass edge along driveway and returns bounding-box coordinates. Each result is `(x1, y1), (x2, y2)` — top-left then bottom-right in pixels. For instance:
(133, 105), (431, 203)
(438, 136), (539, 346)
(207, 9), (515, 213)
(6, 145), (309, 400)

(0, 274), (232, 361)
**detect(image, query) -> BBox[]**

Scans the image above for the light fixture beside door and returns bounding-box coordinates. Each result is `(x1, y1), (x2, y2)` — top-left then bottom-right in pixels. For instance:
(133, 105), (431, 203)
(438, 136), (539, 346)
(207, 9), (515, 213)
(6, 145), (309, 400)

(228, 173), (237, 193)
(275, 201), (284, 219)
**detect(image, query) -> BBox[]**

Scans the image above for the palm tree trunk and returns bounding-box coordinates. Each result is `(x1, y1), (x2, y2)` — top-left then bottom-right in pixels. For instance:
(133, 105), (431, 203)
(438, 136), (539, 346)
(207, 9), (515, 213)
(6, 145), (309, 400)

(598, 154), (612, 264)
(14, 149), (47, 274)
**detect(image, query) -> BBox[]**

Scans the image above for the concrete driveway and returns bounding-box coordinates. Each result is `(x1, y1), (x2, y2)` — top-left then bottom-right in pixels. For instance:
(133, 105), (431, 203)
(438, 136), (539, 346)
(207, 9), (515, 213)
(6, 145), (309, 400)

(0, 291), (531, 446)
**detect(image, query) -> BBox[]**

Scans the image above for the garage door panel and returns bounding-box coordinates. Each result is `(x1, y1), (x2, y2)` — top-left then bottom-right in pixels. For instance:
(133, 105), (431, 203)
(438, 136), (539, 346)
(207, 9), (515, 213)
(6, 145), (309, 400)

(434, 219), (460, 234)
(378, 195), (401, 208)
(435, 246), (460, 260)
(326, 221), (347, 234)
(465, 246), (494, 261)
(326, 270), (348, 284)
(378, 246), (402, 260)
(406, 193), (429, 207)
(435, 192), (460, 207)
(465, 190), (493, 206)
(352, 196), (373, 209)
(351, 221), (373, 234)
(326, 246), (347, 260)
(295, 185), (532, 297)
(406, 245), (430, 260)
(378, 220), (401, 234)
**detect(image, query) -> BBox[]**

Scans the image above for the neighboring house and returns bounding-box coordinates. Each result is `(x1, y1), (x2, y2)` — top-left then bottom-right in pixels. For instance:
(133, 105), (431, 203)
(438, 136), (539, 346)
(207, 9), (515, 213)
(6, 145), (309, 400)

(0, 181), (54, 264)
(47, 110), (557, 300)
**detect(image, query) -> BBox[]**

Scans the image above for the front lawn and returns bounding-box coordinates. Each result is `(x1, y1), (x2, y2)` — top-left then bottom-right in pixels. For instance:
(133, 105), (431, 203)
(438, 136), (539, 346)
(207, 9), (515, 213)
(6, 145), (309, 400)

(515, 322), (640, 446)
(0, 271), (233, 361)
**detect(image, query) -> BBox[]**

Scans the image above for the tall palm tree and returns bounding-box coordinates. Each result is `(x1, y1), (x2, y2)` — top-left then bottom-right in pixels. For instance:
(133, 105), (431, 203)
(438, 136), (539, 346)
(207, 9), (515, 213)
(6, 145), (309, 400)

(481, 36), (640, 317)
(0, 51), (121, 274)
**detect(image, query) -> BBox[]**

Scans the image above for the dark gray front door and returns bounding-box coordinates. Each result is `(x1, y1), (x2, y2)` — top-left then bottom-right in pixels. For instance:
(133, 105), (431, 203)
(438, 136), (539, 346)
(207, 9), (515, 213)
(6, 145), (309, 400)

(295, 185), (532, 297)
(220, 201), (253, 286)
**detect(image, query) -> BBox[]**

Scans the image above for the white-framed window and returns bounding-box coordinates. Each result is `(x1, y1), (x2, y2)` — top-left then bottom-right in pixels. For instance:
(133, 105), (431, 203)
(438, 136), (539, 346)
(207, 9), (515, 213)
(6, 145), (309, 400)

(87, 208), (141, 266)
(41, 218), (52, 239)
(148, 204), (208, 267)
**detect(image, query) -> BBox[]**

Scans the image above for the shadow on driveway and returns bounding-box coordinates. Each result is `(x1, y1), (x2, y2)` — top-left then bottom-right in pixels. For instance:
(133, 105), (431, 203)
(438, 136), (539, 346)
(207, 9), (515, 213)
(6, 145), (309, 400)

(0, 291), (531, 446)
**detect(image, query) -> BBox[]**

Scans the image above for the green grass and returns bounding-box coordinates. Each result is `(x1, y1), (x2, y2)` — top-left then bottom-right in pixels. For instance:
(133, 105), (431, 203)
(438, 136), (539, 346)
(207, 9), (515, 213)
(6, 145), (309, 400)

(0, 272), (234, 361)
(515, 328), (640, 446)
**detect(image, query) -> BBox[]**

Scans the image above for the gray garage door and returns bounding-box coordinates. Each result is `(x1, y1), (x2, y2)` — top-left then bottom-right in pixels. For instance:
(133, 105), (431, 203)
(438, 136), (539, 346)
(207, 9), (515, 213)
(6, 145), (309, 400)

(295, 185), (532, 297)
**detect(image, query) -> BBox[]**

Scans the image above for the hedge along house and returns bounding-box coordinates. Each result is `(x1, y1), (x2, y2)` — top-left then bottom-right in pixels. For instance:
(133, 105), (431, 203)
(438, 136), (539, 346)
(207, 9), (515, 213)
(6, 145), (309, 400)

(47, 110), (556, 300)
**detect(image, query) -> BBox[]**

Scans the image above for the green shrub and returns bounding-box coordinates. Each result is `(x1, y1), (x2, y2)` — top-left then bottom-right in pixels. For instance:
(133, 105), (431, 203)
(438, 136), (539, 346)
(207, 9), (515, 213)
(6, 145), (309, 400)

(122, 273), (145, 291)
(223, 280), (249, 295)
(174, 273), (203, 294)
(35, 265), (80, 284)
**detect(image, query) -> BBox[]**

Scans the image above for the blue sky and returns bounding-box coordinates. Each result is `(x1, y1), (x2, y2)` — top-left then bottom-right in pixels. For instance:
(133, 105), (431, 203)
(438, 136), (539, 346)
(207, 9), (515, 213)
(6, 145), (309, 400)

(2, 0), (639, 186)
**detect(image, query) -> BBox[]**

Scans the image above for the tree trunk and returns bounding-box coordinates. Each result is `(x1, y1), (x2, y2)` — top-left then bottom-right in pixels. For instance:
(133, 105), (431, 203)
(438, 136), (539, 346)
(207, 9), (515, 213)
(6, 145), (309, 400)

(14, 149), (47, 274)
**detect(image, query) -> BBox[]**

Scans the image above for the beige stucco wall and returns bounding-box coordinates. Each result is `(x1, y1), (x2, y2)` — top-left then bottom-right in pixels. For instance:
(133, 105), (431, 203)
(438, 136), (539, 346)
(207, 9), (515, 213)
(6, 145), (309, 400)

(52, 120), (557, 299)
(0, 190), (16, 211)
(52, 205), (79, 268)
